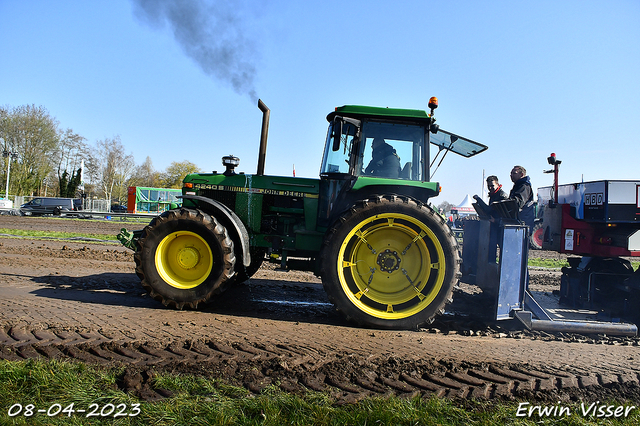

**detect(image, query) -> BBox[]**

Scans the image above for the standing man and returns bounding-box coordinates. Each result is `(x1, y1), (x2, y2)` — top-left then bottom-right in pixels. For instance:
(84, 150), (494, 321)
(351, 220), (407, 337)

(509, 165), (535, 232)
(486, 175), (508, 204)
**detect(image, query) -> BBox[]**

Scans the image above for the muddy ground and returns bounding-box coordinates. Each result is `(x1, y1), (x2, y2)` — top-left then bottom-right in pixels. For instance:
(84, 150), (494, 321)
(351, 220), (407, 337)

(0, 215), (639, 404)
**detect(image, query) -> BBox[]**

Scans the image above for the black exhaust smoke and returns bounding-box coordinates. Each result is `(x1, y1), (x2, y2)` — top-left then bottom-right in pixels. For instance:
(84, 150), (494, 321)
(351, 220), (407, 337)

(131, 0), (259, 100)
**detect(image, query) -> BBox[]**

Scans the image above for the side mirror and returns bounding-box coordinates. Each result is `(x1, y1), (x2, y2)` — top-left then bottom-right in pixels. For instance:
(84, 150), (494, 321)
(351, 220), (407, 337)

(332, 117), (343, 151)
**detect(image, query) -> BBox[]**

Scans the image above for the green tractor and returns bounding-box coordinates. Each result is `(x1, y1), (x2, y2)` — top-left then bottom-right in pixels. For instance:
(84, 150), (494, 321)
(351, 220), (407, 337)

(119, 98), (487, 329)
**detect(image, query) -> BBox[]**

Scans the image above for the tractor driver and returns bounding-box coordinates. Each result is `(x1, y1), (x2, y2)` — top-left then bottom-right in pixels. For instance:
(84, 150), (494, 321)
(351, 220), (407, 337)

(364, 137), (401, 178)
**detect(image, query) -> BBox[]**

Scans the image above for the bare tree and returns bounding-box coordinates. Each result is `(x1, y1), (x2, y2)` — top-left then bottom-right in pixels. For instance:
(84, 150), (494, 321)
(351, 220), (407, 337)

(81, 152), (101, 199)
(129, 156), (160, 188)
(0, 105), (59, 196)
(159, 160), (200, 188)
(55, 128), (87, 197)
(95, 136), (135, 203)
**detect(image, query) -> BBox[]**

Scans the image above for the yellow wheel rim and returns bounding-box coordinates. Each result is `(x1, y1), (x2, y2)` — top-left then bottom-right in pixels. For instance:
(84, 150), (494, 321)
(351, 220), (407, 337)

(156, 231), (213, 289)
(337, 213), (446, 320)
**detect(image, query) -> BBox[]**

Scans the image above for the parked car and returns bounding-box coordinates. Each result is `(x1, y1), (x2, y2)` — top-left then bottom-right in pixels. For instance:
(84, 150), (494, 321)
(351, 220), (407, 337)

(20, 197), (80, 216)
(110, 204), (128, 213)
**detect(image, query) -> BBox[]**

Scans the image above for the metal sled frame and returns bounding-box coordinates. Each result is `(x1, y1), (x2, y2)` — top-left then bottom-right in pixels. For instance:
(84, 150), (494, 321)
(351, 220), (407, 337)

(462, 217), (637, 336)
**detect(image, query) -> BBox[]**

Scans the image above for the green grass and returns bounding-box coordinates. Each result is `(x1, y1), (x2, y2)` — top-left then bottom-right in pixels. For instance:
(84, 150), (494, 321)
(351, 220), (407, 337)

(0, 228), (119, 242)
(528, 256), (640, 271)
(0, 359), (638, 425)
(0, 217), (150, 242)
(527, 258), (570, 269)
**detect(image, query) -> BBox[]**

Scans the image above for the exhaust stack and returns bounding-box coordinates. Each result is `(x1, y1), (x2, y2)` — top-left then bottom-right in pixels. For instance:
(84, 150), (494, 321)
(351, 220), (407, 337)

(257, 99), (270, 176)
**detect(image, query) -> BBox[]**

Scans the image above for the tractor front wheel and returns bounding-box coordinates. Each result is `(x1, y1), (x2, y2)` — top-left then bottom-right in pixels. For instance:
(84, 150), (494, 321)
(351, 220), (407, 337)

(134, 208), (236, 309)
(320, 197), (460, 329)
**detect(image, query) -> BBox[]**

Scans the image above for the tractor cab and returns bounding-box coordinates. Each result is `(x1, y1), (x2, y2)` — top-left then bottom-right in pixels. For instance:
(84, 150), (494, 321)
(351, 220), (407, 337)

(318, 100), (487, 225)
(322, 102), (487, 181)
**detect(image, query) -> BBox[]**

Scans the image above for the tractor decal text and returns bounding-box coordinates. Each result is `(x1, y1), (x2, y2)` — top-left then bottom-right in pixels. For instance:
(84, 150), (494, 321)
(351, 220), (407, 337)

(192, 184), (319, 199)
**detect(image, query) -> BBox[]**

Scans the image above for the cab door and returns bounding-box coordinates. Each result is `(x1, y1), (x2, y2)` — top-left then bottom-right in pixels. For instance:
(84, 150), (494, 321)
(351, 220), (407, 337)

(317, 119), (360, 227)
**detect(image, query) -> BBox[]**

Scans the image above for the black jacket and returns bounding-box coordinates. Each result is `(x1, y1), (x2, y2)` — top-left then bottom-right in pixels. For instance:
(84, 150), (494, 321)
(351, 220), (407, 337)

(365, 142), (401, 178)
(488, 186), (508, 204)
(509, 176), (535, 230)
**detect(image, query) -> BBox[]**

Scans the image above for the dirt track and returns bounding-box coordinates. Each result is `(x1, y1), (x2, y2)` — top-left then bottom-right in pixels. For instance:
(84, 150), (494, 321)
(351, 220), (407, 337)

(1, 216), (639, 403)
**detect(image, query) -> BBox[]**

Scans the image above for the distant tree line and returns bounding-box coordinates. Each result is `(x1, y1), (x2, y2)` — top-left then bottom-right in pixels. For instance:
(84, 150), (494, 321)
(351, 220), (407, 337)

(437, 201), (454, 213)
(0, 104), (200, 204)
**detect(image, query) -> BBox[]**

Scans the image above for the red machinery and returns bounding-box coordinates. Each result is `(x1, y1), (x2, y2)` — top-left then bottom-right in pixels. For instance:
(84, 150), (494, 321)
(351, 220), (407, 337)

(537, 154), (640, 321)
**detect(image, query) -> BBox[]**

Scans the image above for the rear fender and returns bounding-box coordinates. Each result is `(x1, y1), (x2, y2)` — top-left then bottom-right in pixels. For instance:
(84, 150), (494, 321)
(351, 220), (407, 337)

(180, 194), (251, 268)
(328, 185), (438, 226)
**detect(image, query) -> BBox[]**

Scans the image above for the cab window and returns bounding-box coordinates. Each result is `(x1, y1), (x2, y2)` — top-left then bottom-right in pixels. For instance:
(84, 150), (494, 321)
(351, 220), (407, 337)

(358, 122), (425, 181)
(320, 121), (358, 175)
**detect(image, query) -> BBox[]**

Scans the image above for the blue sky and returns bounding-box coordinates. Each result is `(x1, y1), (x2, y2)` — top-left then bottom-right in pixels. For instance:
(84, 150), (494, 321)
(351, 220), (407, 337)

(1, 0), (639, 206)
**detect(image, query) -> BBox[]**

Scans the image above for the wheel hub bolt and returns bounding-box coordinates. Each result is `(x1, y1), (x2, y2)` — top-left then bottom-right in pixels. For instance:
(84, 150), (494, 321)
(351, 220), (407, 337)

(178, 247), (200, 269)
(377, 249), (401, 273)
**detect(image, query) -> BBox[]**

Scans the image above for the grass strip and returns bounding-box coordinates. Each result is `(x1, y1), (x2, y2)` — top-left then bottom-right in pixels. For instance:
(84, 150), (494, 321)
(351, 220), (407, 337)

(0, 359), (638, 425)
(527, 258), (570, 269)
(528, 257), (640, 271)
(0, 228), (118, 242)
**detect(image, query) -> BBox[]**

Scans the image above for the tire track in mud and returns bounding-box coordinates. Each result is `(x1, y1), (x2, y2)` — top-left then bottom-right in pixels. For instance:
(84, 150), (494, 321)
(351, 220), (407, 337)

(2, 327), (639, 403)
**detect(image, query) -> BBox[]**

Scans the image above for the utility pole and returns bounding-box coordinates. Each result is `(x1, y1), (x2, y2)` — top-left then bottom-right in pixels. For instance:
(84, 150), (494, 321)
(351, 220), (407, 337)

(3, 149), (18, 200)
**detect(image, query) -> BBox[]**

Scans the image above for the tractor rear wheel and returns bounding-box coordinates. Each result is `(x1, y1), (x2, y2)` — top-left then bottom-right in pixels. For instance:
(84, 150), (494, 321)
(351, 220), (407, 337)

(134, 208), (236, 309)
(320, 197), (460, 329)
